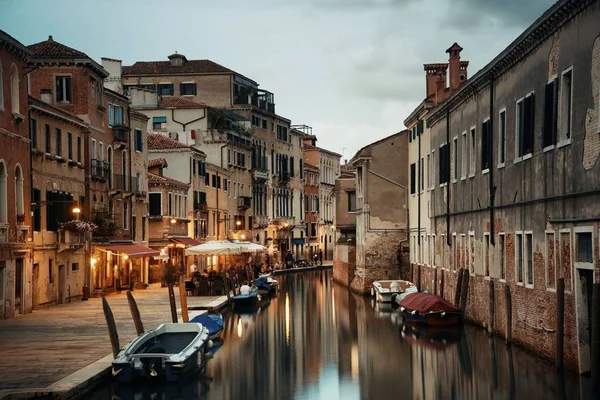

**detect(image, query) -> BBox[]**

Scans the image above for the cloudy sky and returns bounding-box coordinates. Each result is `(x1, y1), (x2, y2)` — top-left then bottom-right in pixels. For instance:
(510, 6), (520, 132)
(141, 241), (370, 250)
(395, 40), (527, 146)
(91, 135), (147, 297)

(1, 0), (554, 160)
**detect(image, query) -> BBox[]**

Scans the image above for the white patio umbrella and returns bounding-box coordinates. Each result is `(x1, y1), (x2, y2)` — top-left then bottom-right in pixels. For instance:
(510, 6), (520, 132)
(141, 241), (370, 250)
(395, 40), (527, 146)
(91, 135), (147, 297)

(185, 240), (243, 256)
(238, 242), (267, 253)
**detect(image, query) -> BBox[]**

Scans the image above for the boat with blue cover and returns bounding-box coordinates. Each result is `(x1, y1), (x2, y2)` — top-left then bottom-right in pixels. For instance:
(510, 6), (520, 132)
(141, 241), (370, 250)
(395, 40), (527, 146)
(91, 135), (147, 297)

(189, 313), (224, 340)
(232, 293), (260, 310)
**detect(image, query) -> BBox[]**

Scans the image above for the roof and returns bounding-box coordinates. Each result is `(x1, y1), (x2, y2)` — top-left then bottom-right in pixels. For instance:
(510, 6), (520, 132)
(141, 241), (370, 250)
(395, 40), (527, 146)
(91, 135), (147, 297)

(28, 95), (87, 126)
(350, 130), (407, 163)
(427, 0), (590, 125)
(27, 36), (109, 78)
(147, 133), (189, 150)
(147, 172), (189, 189)
(159, 96), (206, 109)
(148, 158), (168, 168)
(170, 237), (202, 247)
(403, 95), (435, 127)
(130, 109), (150, 120)
(123, 59), (233, 76)
(0, 29), (32, 58)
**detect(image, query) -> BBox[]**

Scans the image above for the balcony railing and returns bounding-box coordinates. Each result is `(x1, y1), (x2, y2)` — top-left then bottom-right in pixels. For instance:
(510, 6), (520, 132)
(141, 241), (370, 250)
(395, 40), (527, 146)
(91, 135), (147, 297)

(277, 172), (290, 184)
(238, 196), (251, 210)
(194, 201), (208, 211)
(91, 159), (110, 180)
(113, 126), (128, 142)
(253, 169), (269, 181)
(113, 174), (136, 192)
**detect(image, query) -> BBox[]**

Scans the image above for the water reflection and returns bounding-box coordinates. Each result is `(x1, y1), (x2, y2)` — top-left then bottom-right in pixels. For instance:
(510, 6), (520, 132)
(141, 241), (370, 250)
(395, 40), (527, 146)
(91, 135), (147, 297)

(93, 270), (590, 400)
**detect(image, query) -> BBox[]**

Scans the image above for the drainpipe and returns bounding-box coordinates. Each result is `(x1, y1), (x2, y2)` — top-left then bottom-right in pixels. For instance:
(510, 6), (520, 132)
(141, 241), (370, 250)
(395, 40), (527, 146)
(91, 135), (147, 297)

(489, 75), (496, 245)
(128, 106), (133, 242)
(417, 118), (421, 246)
(170, 108), (206, 144)
(446, 108), (451, 246)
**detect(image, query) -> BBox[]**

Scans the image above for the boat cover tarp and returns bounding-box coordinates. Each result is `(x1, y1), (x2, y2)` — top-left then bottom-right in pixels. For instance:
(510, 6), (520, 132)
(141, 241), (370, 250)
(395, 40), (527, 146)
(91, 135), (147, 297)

(254, 277), (271, 291)
(233, 293), (258, 300)
(189, 314), (224, 336)
(400, 292), (460, 314)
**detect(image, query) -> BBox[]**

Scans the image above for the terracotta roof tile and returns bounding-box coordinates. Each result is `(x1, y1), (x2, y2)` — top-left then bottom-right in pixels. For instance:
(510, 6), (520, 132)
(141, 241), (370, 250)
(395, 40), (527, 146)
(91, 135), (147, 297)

(147, 133), (189, 150)
(147, 172), (189, 188)
(158, 96), (206, 109)
(123, 59), (233, 76)
(28, 36), (87, 58)
(148, 158), (168, 168)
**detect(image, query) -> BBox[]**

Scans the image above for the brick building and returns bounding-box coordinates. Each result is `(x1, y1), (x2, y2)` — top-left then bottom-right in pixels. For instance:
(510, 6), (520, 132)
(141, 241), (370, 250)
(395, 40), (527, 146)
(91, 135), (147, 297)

(408, 0), (600, 373)
(333, 163), (357, 286)
(0, 30), (33, 319)
(302, 134), (321, 261)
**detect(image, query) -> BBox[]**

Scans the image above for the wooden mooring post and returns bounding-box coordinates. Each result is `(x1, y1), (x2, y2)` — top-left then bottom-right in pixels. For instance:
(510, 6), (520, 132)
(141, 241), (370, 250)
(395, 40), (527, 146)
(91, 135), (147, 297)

(504, 284), (512, 344)
(416, 264), (421, 291)
(102, 297), (120, 358)
(178, 276), (189, 323)
(459, 270), (470, 313)
(556, 278), (565, 371)
(126, 291), (144, 335)
(439, 269), (445, 298)
(454, 269), (464, 306)
(591, 283), (600, 391)
(433, 267), (438, 296)
(168, 283), (178, 323)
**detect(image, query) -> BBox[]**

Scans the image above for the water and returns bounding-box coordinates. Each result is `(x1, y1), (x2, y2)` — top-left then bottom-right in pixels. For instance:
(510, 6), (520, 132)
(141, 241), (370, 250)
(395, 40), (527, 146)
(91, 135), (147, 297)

(91, 271), (591, 399)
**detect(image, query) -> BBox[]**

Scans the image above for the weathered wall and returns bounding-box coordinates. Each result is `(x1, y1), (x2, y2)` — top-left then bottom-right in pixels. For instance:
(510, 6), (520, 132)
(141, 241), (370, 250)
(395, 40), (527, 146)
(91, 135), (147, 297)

(333, 243), (356, 287)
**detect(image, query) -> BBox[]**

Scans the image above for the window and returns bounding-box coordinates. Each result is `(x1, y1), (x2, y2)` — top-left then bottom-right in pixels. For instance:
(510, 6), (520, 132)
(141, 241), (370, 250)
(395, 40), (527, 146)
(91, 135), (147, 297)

(347, 191), (356, 212)
(0, 62), (3, 109)
(481, 119), (491, 171)
(560, 68), (573, 143)
(71, 262), (79, 272)
(421, 157), (425, 190)
(77, 136), (81, 163)
(142, 216), (146, 241)
(32, 189), (41, 231)
(525, 232), (533, 286)
(91, 139), (96, 161)
(576, 231), (593, 263)
(180, 83), (196, 96)
(469, 127), (475, 176)
(0, 161), (5, 223)
(10, 64), (20, 114)
(168, 193), (173, 216)
(498, 110), (506, 165)
(515, 232), (524, 284)
(149, 193), (161, 216)
(468, 231), (474, 274)
(152, 116), (166, 130)
(48, 259), (54, 284)
(108, 104), (124, 126)
(99, 142), (104, 161)
(14, 165), (23, 218)
(211, 174), (217, 188)
(55, 76), (72, 103)
(453, 137), (458, 182)
(123, 202), (128, 230)
(158, 83), (173, 96)
(55, 129), (62, 156)
(545, 231), (556, 290)
(135, 129), (143, 152)
(276, 125), (288, 142)
(484, 233), (490, 277)
(67, 132), (72, 160)
(410, 163), (416, 194)
(516, 92), (535, 159)
(559, 231), (572, 292)
(45, 124), (51, 153)
(499, 233), (505, 280)
(542, 78), (559, 148)
(439, 143), (449, 185)
(223, 179), (228, 191)
(430, 150), (435, 189)
(461, 132), (467, 179)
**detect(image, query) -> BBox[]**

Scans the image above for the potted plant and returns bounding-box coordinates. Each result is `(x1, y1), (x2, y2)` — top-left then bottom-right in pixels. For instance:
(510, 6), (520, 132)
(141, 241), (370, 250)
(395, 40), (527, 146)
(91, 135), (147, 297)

(58, 220), (99, 234)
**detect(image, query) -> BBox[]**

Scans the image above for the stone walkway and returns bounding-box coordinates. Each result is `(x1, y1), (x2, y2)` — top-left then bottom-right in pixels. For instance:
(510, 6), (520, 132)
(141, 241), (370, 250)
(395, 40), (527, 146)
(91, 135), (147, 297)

(0, 284), (228, 392)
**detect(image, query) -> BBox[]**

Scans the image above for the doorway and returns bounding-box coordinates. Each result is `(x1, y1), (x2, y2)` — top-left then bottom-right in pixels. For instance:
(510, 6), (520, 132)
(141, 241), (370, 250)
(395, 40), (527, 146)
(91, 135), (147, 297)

(15, 259), (23, 315)
(32, 263), (39, 309)
(575, 268), (594, 374)
(58, 264), (66, 304)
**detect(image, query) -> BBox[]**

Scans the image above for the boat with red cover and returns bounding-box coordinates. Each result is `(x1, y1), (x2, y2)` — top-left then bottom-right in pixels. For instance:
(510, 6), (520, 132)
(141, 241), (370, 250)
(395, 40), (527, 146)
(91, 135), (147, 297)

(399, 292), (461, 327)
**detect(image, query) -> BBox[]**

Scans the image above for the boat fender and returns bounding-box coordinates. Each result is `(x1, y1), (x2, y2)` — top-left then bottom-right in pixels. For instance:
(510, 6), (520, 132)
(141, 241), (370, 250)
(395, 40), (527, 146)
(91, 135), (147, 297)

(112, 368), (122, 377)
(441, 311), (446, 317)
(207, 340), (214, 349)
(204, 352), (214, 359)
(400, 307), (405, 312)
(371, 287), (374, 296)
(411, 310), (416, 315)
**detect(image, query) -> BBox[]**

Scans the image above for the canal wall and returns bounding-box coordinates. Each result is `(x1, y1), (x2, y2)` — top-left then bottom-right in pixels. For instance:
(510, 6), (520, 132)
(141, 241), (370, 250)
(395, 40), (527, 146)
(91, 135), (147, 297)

(333, 243), (356, 287)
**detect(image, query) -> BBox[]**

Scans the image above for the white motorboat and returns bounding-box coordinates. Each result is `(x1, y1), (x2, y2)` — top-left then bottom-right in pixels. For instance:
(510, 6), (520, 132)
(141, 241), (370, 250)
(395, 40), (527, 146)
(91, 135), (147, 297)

(372, 280), (418, 303)
(112, 323), (212, 383)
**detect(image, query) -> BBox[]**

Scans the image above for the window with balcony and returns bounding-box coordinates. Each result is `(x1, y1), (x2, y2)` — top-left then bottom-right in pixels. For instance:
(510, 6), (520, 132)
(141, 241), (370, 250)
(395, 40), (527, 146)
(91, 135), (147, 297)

(55, 128), (62, 157)
(108, 104), (124, 127)
(45, 124), (51, 153)
(158, 83), (173, 96)
(180, 82), (196, 96)
(55, 76), (72, 103)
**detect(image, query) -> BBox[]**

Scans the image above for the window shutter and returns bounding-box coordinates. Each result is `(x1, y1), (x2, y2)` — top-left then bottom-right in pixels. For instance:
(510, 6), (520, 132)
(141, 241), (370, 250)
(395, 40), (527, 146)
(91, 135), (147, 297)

(481, 121), (488, 170)
(542, 83), (551, 147)
(410, 163), (416, 194)
(193, 84), (197, 95)
(524, 94), (535, 154)
(56, 77), (62, 102)
(552, 79), (559, 140)
(65, 77), (72, 102)
(418, 120), (424, 136)
(179, 83), (184, 95)
(290, 157), (295, 177)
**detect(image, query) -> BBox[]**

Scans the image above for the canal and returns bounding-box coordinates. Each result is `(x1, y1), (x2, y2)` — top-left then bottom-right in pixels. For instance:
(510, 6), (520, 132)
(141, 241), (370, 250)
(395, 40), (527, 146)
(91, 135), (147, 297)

(92, 270), (591, 399)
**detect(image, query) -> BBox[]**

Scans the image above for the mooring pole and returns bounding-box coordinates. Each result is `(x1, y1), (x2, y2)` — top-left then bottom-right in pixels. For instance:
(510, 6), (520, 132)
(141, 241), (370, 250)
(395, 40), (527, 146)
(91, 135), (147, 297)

(102, 297), (120, 358)
(591, 283), (600, 391)
(556, 278), (565, 371)
(459, 270), (470, 313)
(433, 267), (438, 295)
(126, 291), (144, 335)
(178, 276), (189, 323)
(168, 283), (178, 323)
(454, 268), (464, 306)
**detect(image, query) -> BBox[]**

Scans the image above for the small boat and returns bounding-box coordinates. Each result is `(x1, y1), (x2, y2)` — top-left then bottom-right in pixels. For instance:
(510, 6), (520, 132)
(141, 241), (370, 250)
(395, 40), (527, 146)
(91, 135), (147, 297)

(372, 280), (418, 303)
(232, 293), (260, 310)
(189, 313), (224, 340)
(112, 323), (212, 383)
(254, 276), (278, 297)
(399, 292), (462, 327)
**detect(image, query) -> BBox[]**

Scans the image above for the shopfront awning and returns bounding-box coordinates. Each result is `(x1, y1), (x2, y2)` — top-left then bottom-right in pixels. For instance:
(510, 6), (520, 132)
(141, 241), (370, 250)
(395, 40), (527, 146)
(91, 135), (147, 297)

(100, 244), (160, 258)
(170, 237), (203, 247)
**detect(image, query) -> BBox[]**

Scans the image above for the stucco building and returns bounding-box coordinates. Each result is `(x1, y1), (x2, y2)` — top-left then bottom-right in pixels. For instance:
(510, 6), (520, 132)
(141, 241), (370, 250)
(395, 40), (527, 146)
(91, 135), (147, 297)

(333, 163), (357, 286)
(0, 30), (33, 319)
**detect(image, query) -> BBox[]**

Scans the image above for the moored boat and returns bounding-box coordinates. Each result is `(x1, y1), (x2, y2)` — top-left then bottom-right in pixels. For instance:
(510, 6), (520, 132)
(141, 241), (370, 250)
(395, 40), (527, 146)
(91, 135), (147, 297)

(372, 280), (418, 303)
(232, 293), (260, 310)
(189, 313), (224, 340)
(254, 276), (279, 297)
(399, 292), (461, 327)
(112, 323), (211, 383)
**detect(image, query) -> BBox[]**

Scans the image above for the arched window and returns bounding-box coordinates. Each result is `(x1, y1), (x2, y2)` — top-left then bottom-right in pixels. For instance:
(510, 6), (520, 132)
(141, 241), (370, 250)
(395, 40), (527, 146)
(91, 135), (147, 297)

(10, 64), (20, 115)
(0, 161), (7, 222)
(0, 62), (4, 109)
(121, 150), (127, 190)
(15, 165), (24, 217)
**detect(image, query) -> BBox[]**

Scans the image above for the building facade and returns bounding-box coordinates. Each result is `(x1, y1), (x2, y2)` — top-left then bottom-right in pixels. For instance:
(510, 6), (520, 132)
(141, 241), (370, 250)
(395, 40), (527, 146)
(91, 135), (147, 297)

(415, 0), (600, 373)
(333, 163), (357, 286)
(0, 30), (33, 319)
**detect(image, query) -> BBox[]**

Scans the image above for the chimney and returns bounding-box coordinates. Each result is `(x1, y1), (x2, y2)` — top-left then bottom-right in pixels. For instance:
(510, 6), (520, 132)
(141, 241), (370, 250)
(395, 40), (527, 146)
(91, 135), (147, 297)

(424, 63), (448, 99)
(446, 43), (468, 91)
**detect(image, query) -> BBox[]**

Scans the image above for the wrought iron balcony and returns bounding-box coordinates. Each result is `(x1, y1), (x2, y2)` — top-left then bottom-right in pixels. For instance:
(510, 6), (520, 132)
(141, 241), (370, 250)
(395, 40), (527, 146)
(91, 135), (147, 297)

(112, 126), (128, 142)
(91, 159), (110, 180)
(238, 196), (251, 210)
(112, 174), (136, 192)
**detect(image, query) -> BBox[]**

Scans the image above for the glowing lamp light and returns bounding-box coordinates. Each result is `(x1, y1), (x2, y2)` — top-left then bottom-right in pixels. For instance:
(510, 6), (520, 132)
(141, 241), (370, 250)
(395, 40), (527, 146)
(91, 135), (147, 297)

(236, 220), (242, 227)
(72, 207), (81, 214)
(123, 254), (129, 260)
(241, 234), (246, 240)
(170, 218), (177, 224)
(283, 223), (288, 227)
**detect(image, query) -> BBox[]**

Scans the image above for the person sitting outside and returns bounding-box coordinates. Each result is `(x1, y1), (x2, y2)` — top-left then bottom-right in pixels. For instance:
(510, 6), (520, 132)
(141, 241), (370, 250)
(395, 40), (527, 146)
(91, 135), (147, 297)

(240, 281), (251, 295)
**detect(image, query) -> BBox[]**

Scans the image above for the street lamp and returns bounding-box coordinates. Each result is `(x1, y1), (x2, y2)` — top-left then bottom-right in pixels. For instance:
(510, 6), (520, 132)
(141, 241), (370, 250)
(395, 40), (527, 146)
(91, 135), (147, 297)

(170, 218), (177, 224)
(72, 206), (81, 220)
(236, 220), (242, 228)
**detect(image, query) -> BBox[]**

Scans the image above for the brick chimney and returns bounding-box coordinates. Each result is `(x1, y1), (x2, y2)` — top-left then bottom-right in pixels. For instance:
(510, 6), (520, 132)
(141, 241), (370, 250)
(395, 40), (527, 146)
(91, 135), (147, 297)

(446, 43), (468, 91)
(424, 63), (448, 99)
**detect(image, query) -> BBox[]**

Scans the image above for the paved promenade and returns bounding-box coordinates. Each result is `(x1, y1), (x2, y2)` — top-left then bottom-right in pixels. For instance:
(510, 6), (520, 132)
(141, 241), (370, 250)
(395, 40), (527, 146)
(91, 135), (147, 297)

(0, 284), (227, 392)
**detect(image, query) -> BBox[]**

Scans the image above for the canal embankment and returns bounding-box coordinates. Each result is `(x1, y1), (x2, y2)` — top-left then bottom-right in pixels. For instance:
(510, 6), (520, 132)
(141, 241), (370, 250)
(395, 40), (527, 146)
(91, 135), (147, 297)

(0, 284), (228, 399)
